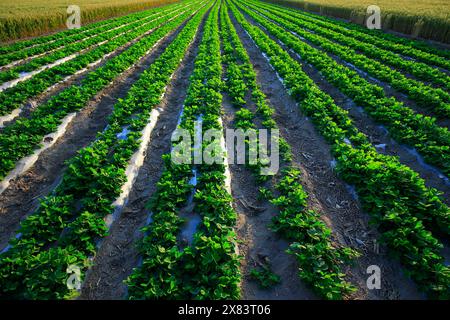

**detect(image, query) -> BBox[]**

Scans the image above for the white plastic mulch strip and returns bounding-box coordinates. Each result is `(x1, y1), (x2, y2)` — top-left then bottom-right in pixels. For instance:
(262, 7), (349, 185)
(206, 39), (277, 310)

(105, 106), (162, 229)
(0, 54), (77, 92)
(0, 108), (21, 128)
(0, 232), (22, 254)
(218, 117), (232, 194)
(218, 117), (238, 257)
(0, 112), (77, 195)
(401, 146), (450, 186)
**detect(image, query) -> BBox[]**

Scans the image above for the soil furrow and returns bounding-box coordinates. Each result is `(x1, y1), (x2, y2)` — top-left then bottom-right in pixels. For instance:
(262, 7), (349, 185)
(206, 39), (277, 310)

(78, 14), (206, 300)
(221, 88), (318, 299)
(230, 8), (423, 300)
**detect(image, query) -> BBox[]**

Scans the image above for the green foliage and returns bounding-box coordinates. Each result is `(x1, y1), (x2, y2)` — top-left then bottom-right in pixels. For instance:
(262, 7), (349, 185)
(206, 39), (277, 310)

(267, 167), (359, 299)
(229, 0), (450, 298)
(239, 0), (450, 176)
(249, 263), (281, 289)
(0, 0), (208, 299)
(0, 5), (199, 181)
(220, 3), (358, 300)
(127, 2), (240, 300)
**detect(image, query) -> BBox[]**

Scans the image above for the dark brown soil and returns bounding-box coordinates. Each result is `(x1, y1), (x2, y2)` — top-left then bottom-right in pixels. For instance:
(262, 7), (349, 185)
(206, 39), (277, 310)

(78, 14), (206, 300)
(0, 16), (194, 252)
(230, 7), (424, 300)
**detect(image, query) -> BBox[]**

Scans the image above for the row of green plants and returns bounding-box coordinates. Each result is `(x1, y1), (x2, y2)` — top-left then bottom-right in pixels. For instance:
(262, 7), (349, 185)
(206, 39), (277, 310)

(0, 5), (166, 56)
(229, 0), (450, 299)
(245, 1), (450, 118)
(0, 7), (183, 84)
(0, 6), (176, 67)
(248, 0), (450, 93)
(127, 2), (241, 300)
(0, 6), (199, 181)
(0, 0), (208, 300)
(0, 3), (193, 117)
(220, 2), (359, 299)
(235, 1), (450, 178)
(263, 1), (450, 69)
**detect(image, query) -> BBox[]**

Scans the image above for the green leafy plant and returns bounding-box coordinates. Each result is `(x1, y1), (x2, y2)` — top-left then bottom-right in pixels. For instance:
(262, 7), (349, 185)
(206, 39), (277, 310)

(249, 263), (281, 289)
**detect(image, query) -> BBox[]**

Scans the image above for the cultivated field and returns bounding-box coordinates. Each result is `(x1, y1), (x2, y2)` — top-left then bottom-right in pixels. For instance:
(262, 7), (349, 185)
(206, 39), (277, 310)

(0, 0), (449, 300)
(0, 0), (178, 42)
(270, 0), (450, 43)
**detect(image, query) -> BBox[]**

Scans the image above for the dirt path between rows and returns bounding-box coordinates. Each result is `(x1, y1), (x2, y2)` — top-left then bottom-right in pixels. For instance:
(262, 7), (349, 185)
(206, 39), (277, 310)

(0, 16), (194, 252)
(221, 87), (318, 299)
(230, 8), (423, 300)
(79, 14), (207, 300)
